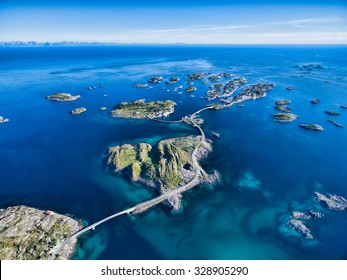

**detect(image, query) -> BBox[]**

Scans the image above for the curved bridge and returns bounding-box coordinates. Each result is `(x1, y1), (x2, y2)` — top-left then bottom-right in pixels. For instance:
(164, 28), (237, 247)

(50, 105), (211, 260)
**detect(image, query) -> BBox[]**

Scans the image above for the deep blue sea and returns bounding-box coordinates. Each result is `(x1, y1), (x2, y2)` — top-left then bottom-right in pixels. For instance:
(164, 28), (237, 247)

(0, 45), (346, 260)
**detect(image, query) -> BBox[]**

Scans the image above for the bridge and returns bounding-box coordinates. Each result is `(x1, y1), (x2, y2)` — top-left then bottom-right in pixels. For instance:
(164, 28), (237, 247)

(50, 91), (265, 259)
(50, 108), (210, 260)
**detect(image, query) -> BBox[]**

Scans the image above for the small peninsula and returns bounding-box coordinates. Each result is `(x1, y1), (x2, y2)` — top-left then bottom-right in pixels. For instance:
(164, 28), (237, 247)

(0, 205), (83, 260)
(46, 93), (81, 102)
(111, 99), (176, 119)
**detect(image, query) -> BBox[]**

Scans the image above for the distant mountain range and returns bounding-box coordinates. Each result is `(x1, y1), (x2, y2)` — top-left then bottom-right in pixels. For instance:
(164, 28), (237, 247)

(0, 41), (186, 47)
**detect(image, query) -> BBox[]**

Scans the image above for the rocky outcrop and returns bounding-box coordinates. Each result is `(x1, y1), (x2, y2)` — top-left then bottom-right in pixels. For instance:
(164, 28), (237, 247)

(148, 76), (163, 84)
(133, 83), (149, 88)
(185, 86), (197, 93)
(0, 205), (83, 260)
(165, 77), (180, 84)
(46, 93), (80, 102)
(279, 191), (345, 243)
(314, 192), (347, 211)
(271, 113), (298, 122)
(275, 100), (291, 105)
(188, 73), (204, 80)
(327, 119), (344, 128)
(0, 116), (9, 123)
(324, 111), (340, 116)
(299, 124), (324, 131)
(287, 219), (313, 239)
(70, 107), (87, 115)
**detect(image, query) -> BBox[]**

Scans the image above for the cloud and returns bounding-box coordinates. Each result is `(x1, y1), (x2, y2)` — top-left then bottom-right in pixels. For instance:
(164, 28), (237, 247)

(274, 16), (344, 25)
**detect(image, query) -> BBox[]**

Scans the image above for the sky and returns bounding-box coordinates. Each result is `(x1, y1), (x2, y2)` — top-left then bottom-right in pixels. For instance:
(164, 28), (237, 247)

(0, 0), (347, 44)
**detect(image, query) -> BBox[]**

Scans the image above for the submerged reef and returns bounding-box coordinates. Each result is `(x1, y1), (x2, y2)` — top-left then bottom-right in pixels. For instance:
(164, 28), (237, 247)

(279, 191), (347, 243)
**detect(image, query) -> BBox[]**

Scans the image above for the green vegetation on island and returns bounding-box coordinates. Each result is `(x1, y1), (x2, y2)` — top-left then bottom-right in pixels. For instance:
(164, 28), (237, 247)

(0, 205), (83, 260)
(46, 93), (81, 102)
(111, 99), (176, 119)
(271, 113), (298, 122)
(106, 136), (208, 190)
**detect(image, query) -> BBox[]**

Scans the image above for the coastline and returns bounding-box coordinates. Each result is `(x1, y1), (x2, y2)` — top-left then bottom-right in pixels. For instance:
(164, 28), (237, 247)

(0, 205), (84, 260)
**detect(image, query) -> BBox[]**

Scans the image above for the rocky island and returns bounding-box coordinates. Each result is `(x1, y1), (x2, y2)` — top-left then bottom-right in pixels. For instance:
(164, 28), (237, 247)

(106, 136), (219, 210)
(314, 192), (347, 210)
(279, 191), (347, 243)
(0, 116), (9, 123)
(46, 93), (81, 102)
(274, 100), (292, 113)
(324, 110), (340, 116)
(148, 76), (163, 84)
(111, 99), (176, 119)
(271, 113), (298, 122)
(328, 119), (344, 128)
(165, 77), (180, 84)
(0, 205), (83, 260)
(133, 83), (149, 88)
(275, 100), (291, 105)
(70, 107), (87, 115)
(299, 124), (324, 131)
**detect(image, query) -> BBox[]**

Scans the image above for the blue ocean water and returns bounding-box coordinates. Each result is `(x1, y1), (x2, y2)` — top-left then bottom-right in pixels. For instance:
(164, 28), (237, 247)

(0, 45), (346, 259)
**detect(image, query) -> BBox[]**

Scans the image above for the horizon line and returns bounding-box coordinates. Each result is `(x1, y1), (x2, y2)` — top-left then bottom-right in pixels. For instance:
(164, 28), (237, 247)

(1, 41), (347, 46)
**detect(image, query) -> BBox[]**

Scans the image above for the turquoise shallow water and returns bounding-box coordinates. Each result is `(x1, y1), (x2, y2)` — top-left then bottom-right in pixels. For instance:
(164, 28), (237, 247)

(0, 45), (347, 259)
